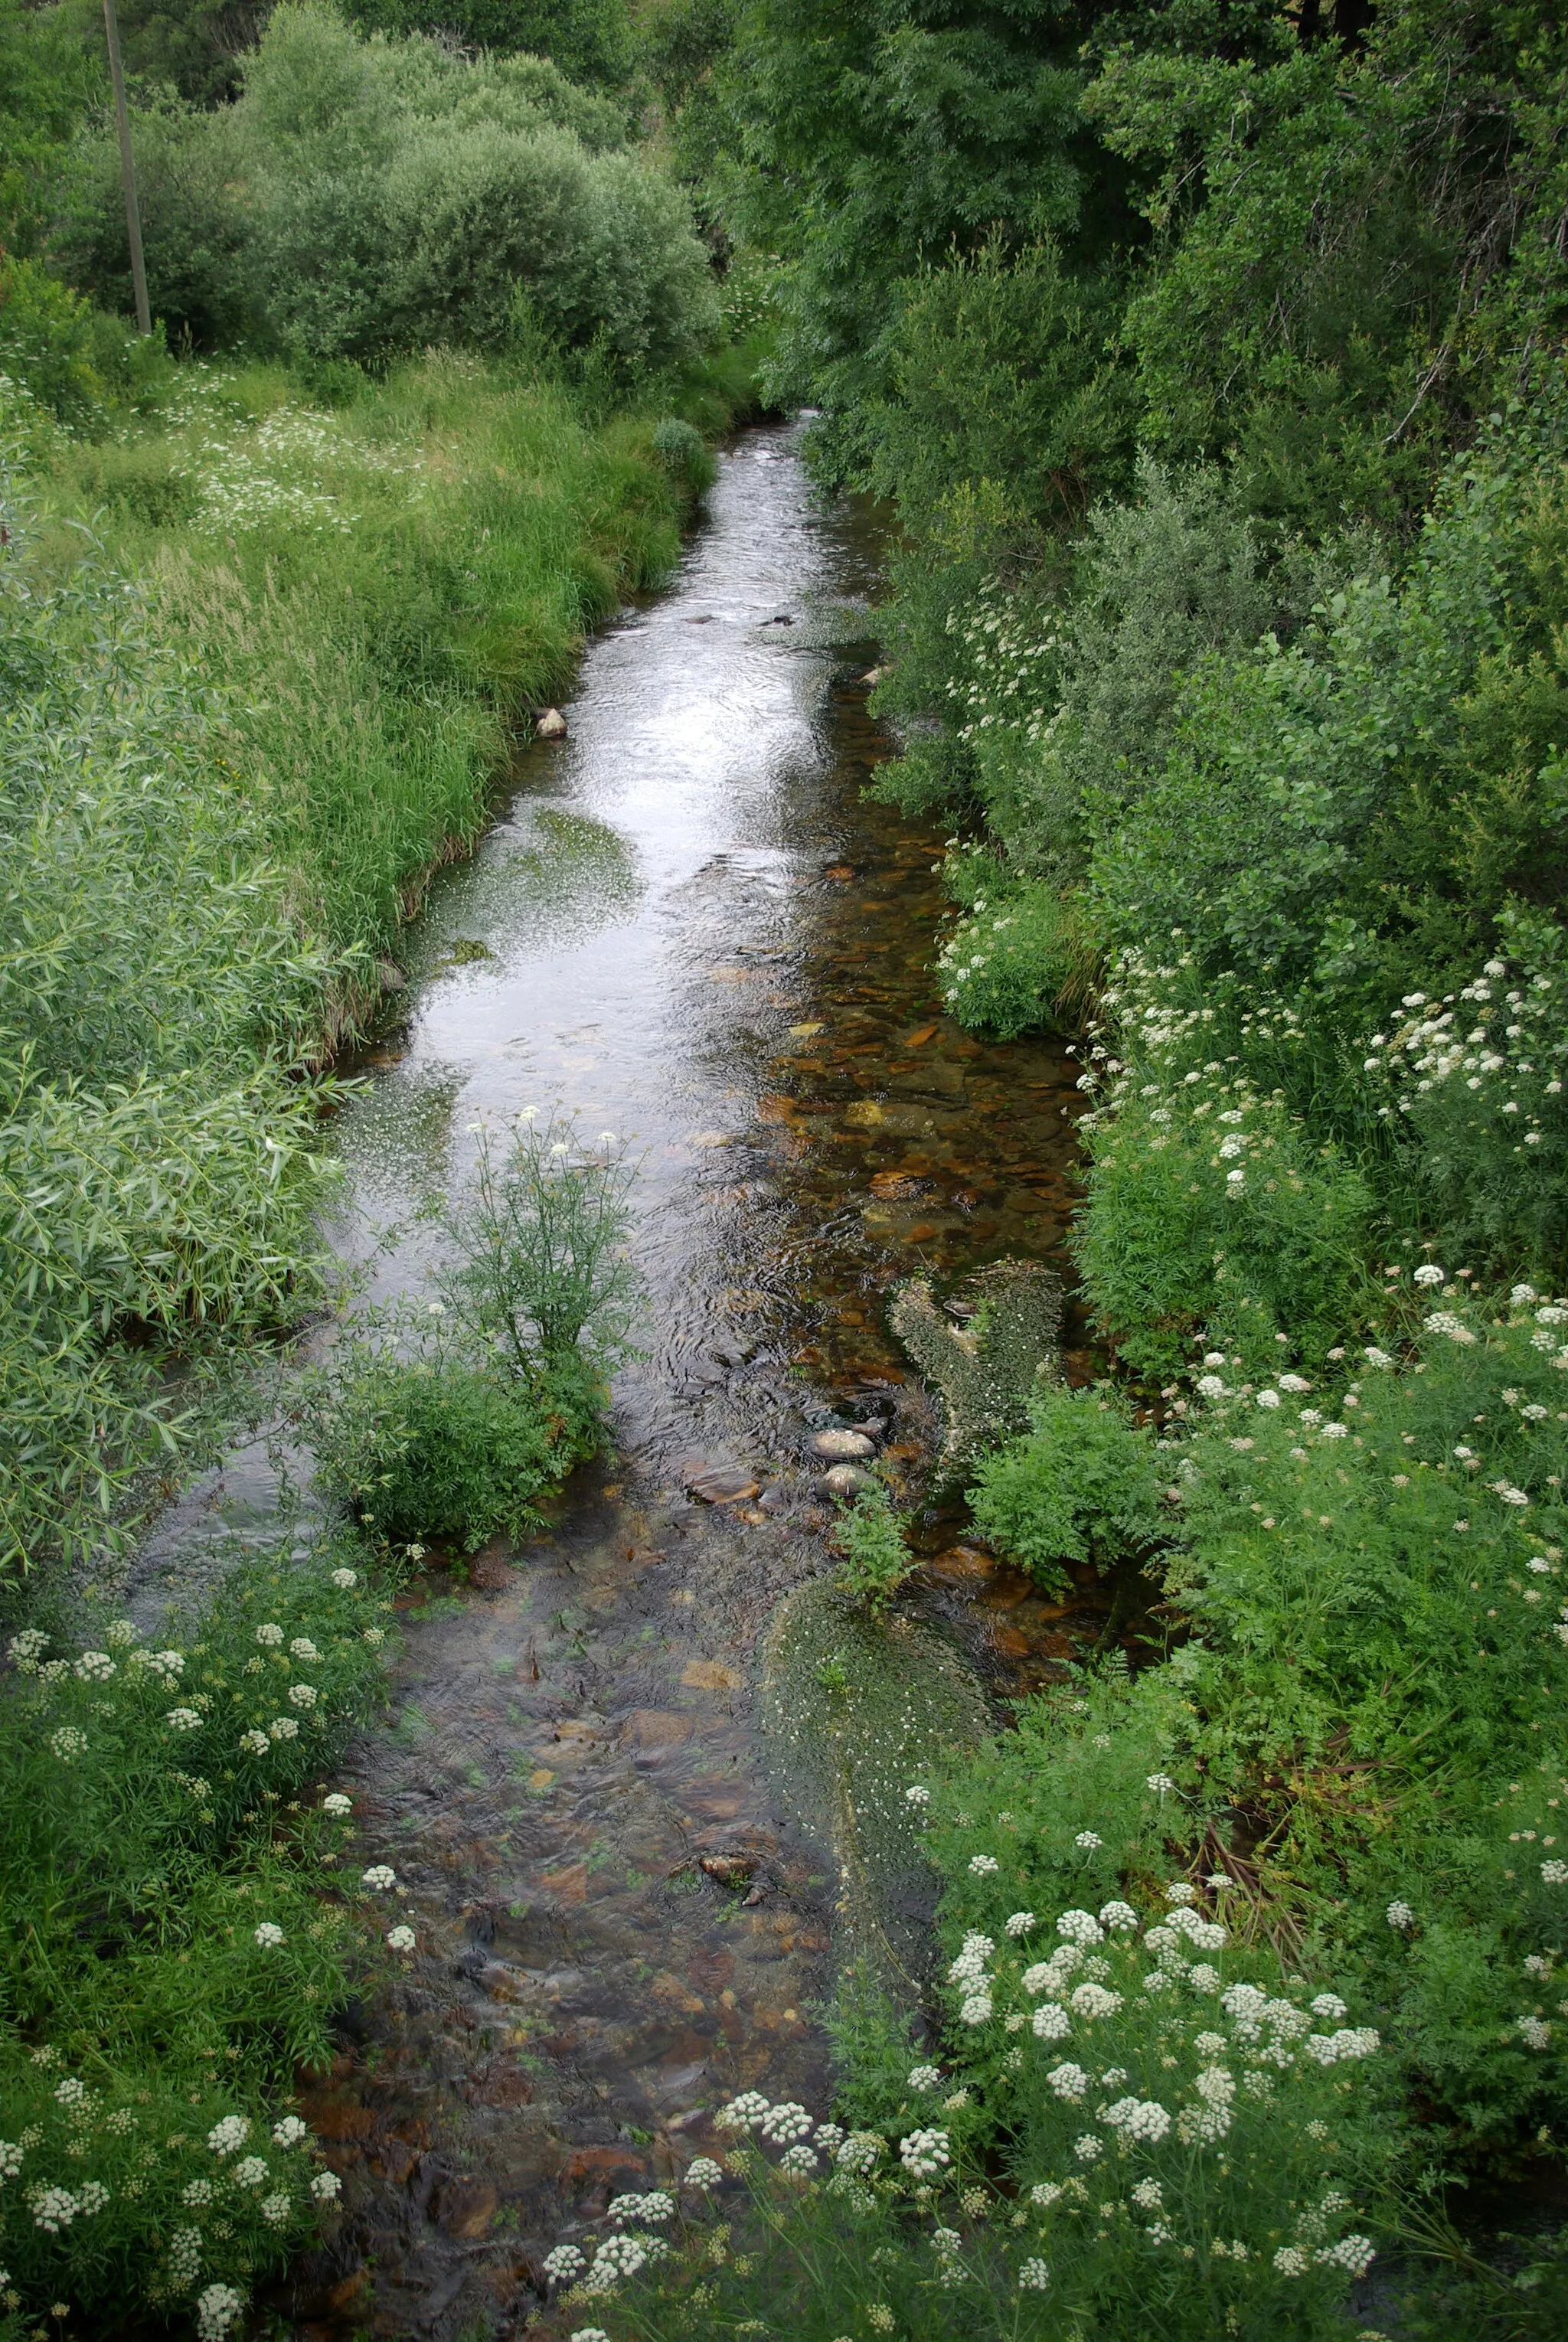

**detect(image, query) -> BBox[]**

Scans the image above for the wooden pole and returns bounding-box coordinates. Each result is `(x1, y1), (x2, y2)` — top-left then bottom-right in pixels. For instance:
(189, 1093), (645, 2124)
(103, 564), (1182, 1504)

(102, 0), (152, 336)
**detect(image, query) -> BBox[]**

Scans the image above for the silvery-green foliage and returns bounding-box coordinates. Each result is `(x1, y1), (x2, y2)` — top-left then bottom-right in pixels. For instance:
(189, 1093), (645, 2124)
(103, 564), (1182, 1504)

(235, 2), (717, 364)
(439, 1109), (640, 1377)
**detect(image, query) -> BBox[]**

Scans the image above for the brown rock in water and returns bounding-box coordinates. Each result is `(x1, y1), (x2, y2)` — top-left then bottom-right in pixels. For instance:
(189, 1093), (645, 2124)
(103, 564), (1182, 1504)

(820, 1462), (873, 1498)
(435, 2177), (497, 2238)
(810, 1426), (877, 1462)
(699, 1852), (756, 1887)
(534, 707), (568, 740)
(685, 1462), (762, 1504)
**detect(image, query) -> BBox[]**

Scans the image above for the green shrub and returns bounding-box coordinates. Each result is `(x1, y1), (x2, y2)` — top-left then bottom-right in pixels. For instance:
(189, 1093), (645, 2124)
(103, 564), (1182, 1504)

(1073, 952), (1378, 1380)
(60, 2), (720, 364)
(936, 876), (1093, 1037)
(831, 1480), (912, 1609)
(969, 1383), (1174, 1592)
(0, 1547), (392, 2330)
(651, 413), (714, 495)
(439, 1110), (640, 1375)
(306, 1343), (599, 1550)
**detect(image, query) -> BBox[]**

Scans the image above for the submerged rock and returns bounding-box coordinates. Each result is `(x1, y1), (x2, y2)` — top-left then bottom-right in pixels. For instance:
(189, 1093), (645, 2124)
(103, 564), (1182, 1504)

(819, 1462), (872, 1498)
(890, 1257), (1063, 1486)
(810, 1426), (877, 1462)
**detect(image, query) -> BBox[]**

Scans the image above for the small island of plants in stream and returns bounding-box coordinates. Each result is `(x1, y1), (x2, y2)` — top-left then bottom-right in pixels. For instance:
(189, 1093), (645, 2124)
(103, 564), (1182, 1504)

(3, 1), (1568, 2338)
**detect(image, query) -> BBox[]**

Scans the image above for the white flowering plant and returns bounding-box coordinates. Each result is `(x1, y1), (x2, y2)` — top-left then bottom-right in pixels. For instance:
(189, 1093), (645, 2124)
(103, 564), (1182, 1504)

(576, 1942), (1387, 2341)
(1358, 920), (1568, 1273)
(0, 1547), (387, 2329)
(953, 1277), (1568, 2132)
(1070, 946), (1377, 1379)
(0, 2042), (335, 2326)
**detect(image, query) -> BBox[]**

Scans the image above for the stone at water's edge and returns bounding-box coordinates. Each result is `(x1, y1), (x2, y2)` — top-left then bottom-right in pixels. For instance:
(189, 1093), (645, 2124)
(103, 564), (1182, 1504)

(819, 1462), (873, 1497)
(810, 1426), (877, 1462)
(534, 705), (568, 738)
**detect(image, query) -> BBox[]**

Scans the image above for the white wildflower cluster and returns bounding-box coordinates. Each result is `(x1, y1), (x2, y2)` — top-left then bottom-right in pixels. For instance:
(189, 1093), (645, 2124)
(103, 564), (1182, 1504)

(194, 2281), (245, 2339)
(608, 2190), (675, 2224)
(899, 2127), (952, 2178)
(1360, 955), (1563, 1153)
(945, 1886), (1382, 2297)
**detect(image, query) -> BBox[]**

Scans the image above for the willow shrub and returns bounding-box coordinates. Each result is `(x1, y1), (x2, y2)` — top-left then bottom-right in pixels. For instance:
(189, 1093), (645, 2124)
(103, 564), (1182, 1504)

(0, 1545), (393, 2332)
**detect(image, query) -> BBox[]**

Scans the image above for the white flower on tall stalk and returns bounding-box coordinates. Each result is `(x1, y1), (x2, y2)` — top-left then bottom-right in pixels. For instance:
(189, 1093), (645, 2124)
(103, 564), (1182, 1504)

(256, 1624), (283, 1647)
(323, 1793), (351, 1816)
(361, 1866), (396, 1890)
(387, 1925), (416, 1953)
(1004, 1910), (1036, 1935)
(273, 2117), (308, 2148)
(969, 1852), (999, 1875)
(253, 1923), (285, 1948)
(908, 2065), (941, 2090)
(269, 1716), (299, 1740)
(1413, 1264), (1446, 1286)
(207, 2115), (250, 2157)
(331, 1568), (358, 1589)
(165, 1707), (203, 1733)
(310, 2171), (341, 2201)
(899, 2128), (951, 2178)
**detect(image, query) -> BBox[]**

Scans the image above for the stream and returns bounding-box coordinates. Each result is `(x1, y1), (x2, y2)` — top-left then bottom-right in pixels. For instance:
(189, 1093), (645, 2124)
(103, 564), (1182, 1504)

(283, 424), (1094, 2340)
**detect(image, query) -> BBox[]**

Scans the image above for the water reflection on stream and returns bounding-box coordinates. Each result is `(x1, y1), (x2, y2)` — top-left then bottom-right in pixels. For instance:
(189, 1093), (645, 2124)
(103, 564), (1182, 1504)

(288, 427), (1092, 2339)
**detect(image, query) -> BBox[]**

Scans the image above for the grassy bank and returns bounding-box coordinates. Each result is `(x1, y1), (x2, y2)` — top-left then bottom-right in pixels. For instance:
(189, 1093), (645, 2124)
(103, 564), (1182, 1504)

(0, 339), (746, 1591)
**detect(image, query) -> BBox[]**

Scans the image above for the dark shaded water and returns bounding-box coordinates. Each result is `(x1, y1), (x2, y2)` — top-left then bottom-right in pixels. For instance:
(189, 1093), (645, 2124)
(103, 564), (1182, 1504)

(286, 428), (1094, 2338)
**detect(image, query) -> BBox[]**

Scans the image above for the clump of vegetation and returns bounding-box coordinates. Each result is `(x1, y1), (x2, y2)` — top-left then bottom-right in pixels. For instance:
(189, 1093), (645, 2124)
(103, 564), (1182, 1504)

(54, 3), (717, 371)
(305, 1111), (637, 1549)
(0, 1544), (393, 2331)
(969, 1384), (1172, 1592)
(831, 1480), (913, 1609)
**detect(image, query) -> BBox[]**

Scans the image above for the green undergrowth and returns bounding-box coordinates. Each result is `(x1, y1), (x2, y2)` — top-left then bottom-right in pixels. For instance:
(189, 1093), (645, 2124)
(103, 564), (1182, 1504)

(0, 1537), (396, 2333)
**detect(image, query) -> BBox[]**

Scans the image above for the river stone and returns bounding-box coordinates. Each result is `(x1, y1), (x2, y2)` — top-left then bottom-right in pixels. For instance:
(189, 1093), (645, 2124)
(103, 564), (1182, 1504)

(820, 1463), (872, 1498)
(685, 1462), (762, 1504)
(810, 1427), (877, 1462)
(534, 706), (568, 739)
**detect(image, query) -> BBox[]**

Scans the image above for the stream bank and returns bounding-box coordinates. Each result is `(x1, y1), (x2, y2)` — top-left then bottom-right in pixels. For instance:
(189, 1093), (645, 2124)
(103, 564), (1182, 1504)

(281, 425), (1096, 2338)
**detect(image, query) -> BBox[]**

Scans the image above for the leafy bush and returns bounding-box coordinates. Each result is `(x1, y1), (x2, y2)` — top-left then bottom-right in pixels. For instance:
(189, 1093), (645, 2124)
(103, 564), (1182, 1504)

(969, 1384), (1173, 1592)
(652, 413), (714, 495)
(61, 4), (720, 366)
(0, 1547), (392, 2331)
(937, 876), (1092, 1037)
(306, 1342), (599, 1550)
(0, 259), (164, 431)
(1072, 954), (1378, 1380)
(831, 1480), (912, 1609)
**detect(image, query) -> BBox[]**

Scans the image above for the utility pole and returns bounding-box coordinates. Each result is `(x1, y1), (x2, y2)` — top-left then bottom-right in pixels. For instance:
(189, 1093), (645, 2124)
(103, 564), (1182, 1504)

(102, 0), (152, 335)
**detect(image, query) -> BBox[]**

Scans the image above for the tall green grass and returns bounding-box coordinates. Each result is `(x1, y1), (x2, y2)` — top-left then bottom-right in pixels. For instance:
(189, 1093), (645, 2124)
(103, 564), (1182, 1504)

(0, 340), (747, 1586)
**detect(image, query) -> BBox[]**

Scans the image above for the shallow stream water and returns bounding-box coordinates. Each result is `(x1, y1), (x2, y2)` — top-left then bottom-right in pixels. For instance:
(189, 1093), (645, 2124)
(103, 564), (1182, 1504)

(283, 426), (1096, 2338)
